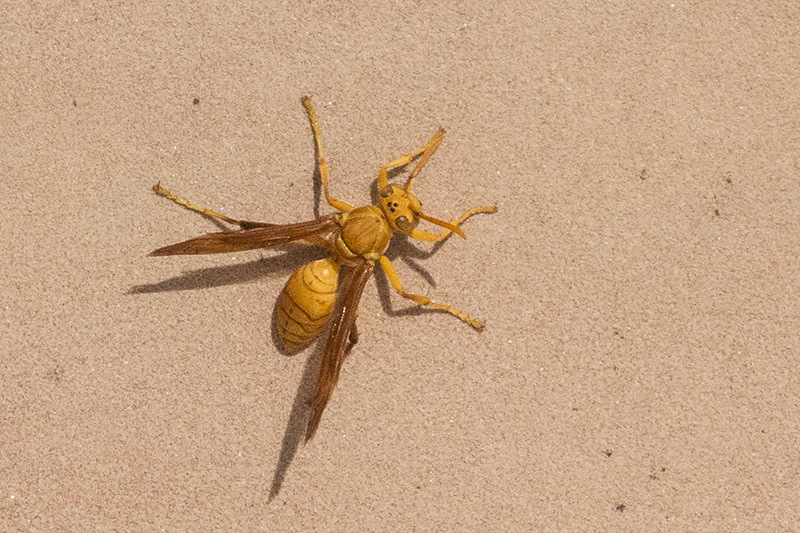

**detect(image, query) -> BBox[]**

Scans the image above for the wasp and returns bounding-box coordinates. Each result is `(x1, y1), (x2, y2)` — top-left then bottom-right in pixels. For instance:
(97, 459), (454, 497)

(150, 97), (497, 442)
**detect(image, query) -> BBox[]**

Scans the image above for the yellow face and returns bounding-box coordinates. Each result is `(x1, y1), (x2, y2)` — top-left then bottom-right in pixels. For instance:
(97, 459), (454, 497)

(378, 184), (422, 234)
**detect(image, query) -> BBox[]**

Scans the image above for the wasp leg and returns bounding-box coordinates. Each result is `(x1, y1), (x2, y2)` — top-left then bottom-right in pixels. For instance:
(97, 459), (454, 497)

(378, 128), (445, 190)
(410, 205), (498, 242)
(301, 97), (354, 213)
(152, 183), (275, 229)
(378, 255), (484, 329)
(342, 321), (359, 362)
(405, 128), (445, 192)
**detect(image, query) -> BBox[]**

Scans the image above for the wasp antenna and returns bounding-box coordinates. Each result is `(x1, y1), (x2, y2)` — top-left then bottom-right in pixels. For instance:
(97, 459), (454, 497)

(419, 212), (466, 239)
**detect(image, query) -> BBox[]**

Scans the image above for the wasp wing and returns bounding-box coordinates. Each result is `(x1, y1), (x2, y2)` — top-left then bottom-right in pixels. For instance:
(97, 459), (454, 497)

(149, 215), (339, 256)
(305, 259), (374, 443)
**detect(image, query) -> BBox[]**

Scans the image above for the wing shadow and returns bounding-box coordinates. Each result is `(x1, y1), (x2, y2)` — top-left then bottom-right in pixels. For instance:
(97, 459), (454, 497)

(267, 330), (328, 501)
(129, 245), (327, 295)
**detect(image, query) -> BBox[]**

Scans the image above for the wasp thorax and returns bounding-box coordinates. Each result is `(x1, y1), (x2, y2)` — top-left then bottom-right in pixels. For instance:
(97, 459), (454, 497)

(339, 205), (392, 258)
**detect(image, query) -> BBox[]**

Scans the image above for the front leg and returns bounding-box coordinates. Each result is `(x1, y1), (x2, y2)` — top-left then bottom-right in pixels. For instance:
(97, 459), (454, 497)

(378, 128), (445, 190)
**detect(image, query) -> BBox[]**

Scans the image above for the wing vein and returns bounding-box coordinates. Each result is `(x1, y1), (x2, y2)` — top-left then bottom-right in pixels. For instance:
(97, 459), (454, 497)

(150, 215), (339, 256)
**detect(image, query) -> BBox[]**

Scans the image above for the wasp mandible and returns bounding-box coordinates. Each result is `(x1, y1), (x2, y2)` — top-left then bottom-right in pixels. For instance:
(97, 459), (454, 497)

(150, 97), (497, 442)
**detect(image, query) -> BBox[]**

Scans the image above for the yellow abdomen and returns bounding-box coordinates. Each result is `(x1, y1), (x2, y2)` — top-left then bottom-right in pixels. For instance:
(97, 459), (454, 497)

(276, 257), (341, 351)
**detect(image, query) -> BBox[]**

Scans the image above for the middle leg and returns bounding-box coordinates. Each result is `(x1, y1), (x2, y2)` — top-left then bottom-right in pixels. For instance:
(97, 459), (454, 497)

(301, 97), (354, 213)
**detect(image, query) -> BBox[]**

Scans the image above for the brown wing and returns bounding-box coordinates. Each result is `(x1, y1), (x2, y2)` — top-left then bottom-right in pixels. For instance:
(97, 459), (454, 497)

(305, 259), (374, 443)
(149, 215), (339, 256)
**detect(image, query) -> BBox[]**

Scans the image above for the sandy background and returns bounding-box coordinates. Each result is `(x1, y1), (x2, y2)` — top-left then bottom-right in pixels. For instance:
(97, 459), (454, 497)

(3, 1), (799, 531)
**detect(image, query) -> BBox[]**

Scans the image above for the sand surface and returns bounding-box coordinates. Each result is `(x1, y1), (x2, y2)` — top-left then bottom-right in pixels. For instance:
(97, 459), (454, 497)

(2, 2), (799, 530)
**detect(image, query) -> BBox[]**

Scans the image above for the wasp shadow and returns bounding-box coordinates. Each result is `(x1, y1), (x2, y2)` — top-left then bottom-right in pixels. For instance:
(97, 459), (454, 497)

(129, 244), (327, 295)
(132, 241), (329, 502)
(267, 328), (330, 501)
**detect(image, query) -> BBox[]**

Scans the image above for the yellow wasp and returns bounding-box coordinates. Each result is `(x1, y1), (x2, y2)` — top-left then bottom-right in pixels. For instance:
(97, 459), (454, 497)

(150, 97), (497, 442)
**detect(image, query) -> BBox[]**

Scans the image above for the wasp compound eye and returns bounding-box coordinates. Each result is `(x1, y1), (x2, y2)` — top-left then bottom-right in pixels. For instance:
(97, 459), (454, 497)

(395, 215), (415, 232)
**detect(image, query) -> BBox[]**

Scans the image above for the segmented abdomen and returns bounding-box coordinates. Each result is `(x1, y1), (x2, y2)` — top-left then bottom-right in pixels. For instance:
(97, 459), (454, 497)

(276, 257), (340, 351)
